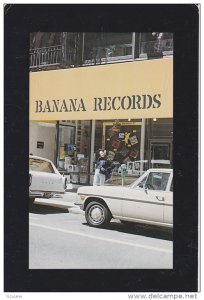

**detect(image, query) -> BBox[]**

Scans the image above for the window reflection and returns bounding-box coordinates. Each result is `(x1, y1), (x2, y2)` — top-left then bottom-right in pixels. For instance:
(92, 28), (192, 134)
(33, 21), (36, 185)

(145, 172), (170, 191)
(29, 158), (54, 173)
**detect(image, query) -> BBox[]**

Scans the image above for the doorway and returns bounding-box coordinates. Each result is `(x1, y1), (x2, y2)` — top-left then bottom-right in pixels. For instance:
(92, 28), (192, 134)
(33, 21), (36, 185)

(149, 141), (172, 169)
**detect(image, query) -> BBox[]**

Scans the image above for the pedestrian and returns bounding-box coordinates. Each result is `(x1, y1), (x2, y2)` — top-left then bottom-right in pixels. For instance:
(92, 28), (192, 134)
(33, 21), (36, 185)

(93, 150), (108, 186)
(104, 156), (115, 181)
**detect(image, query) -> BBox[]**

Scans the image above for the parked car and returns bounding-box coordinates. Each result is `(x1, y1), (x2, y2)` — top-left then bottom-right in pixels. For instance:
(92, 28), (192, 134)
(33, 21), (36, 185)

(29, 155), (69, 203)
(76, 169), (173, 228)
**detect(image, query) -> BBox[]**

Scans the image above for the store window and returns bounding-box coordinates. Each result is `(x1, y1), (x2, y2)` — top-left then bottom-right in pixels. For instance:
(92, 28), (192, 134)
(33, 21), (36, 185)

(57, 121), (91, 185)
(151, 118), (173, 138)
(103, 120), (141, 163)
(93, 119), (145, 175)
(58, 124), (75, 170)
(150, 142), (171, 168)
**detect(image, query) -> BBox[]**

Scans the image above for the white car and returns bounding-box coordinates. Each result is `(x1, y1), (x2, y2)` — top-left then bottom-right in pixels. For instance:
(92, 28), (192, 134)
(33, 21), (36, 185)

(29, 155), (68, 203)
(76, 169), (173, 228)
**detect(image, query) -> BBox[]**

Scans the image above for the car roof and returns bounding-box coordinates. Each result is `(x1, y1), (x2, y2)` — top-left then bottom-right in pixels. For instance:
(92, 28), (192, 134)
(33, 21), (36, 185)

(147, 168), (173, 172)
(29, 155), (52, 163)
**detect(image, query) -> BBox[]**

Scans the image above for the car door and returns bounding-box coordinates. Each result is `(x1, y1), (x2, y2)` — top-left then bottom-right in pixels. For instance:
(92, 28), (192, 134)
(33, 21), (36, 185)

(121, 171), (172, 224)
(30, 158), (64, 193)
(163, 172), (173, 225)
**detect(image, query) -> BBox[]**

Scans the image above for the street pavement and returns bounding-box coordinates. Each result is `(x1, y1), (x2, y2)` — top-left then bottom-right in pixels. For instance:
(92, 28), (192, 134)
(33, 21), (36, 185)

(30, 184), (173, 269)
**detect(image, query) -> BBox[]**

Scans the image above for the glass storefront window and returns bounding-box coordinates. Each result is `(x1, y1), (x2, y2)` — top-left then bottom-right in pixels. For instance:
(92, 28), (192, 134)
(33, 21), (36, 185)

(58, 124), (75, 169)
(56, 121), (91, 185)
(150, 142), (171, 168)
(94, 119), (143, 169)
(151, 118), (173, 138)
(151, 144), (170, 160)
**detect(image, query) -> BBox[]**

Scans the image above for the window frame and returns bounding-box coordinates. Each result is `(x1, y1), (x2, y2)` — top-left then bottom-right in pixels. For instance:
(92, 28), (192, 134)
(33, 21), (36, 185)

(132, 170), (172, 192)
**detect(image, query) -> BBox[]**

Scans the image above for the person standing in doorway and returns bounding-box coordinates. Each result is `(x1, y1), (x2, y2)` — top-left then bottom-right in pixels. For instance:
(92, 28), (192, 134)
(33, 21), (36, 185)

(93, 150), (108, 186)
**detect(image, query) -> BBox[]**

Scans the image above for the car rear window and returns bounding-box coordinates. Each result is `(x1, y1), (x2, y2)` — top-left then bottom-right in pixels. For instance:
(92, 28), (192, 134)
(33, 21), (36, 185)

(29, 158), (54, 173)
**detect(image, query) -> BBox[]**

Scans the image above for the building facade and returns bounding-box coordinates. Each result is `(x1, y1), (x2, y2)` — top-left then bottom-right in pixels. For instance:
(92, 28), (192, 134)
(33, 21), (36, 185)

(29, 32), (173, 184)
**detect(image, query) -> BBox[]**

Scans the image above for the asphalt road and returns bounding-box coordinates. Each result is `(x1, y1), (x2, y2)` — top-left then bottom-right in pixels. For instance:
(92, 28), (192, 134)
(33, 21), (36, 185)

(29, 200), (173, 269)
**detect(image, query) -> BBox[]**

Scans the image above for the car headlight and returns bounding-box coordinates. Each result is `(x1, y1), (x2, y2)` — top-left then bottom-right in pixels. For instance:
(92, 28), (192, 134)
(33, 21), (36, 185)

(79, 194), (86, 201)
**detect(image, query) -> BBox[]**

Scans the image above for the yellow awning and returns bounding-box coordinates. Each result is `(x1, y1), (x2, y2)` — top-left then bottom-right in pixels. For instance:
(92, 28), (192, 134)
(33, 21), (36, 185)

(30, 57), (173, 121)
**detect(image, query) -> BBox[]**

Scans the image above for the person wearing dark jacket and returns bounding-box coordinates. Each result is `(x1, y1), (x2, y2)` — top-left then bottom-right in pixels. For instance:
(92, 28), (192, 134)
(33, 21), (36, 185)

(93, 150), (108, 186)
(93, 150), (115, 185)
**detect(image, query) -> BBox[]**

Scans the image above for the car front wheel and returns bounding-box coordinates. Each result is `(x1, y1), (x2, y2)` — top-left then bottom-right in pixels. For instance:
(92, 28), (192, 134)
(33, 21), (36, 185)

(85, 201), (111, 228)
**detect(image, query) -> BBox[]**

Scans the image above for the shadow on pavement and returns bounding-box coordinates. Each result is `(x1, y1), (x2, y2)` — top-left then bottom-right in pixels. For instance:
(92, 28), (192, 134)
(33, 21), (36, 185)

(29, 202), (69, 215)
(82, 221), (173, 241)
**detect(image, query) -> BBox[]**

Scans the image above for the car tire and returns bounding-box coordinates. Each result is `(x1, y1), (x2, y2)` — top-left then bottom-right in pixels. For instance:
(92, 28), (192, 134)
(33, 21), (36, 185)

(85, 201), (111, 228)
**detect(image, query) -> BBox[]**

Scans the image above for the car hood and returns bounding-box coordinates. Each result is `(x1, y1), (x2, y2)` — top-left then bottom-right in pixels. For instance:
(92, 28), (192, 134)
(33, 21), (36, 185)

(77, 185), (126, 196)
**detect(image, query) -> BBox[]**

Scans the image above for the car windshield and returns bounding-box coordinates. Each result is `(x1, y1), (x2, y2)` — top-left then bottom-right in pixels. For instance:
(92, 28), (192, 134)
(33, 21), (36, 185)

(129, 177), (143, 188)
(29, 158), (54, 173)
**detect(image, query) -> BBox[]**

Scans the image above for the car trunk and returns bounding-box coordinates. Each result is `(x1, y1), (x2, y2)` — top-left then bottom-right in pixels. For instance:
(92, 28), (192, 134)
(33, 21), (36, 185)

(30, 171), (64, 193)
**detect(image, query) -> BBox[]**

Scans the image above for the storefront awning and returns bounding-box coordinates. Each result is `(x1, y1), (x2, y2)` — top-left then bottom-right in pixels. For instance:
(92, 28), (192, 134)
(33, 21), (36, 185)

(29, 57), (173, 121)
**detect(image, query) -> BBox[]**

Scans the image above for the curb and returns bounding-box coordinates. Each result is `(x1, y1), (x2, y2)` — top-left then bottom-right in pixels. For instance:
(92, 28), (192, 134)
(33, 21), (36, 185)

(68, 207), (84, 215)
(34, 198), (83, 215)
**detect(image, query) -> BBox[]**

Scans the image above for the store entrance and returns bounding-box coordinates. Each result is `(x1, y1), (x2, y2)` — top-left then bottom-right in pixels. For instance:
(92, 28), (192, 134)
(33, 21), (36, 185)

(149, 141), (172, 169)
